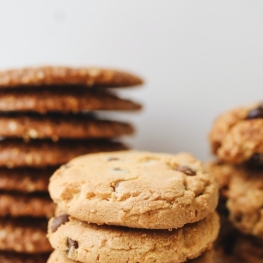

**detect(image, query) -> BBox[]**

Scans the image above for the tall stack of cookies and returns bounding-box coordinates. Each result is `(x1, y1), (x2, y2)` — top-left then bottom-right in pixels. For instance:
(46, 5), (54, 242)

(47, 150), (219, 263)
(208, 102), (263, 262)
(0, 66), (142, 263)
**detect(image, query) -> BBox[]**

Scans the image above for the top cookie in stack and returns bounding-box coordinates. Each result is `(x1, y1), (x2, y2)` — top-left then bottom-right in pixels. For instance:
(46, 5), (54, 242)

(0, 66), (142, 263)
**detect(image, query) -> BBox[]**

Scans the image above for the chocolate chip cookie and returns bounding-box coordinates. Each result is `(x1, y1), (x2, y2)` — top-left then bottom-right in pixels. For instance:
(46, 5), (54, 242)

(49, 150), (218, 229)
(209, 102), (263, 164)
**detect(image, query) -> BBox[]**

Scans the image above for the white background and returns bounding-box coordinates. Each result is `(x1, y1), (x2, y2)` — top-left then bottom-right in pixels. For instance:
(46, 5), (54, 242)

(0, 1), (263, 161)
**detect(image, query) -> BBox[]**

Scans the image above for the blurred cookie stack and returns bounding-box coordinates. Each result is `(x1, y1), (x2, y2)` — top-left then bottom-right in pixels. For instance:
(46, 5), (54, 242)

(0, 66), (142, 263)
(207, 102), (263, 262)
(47, 150), (219, 263)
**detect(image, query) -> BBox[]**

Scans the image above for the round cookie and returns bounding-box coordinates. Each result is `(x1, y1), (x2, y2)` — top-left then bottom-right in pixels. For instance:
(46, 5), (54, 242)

(0, 88), (142, 113)
(0, 192), (55, 218)
(0, 114), (134, 140)
(226, 165), (263, 238)
(48, 212), (219, 263)
(49, 150), (218, 229)
(0, 252), (49, 263)
(0, 139), (128, 168)
(0, 167), (56, 192)
(47, 249), (214, 263)
(0, 66), (143, 89)
(209, 102), (263, 164)
(0, 217), (52, 253)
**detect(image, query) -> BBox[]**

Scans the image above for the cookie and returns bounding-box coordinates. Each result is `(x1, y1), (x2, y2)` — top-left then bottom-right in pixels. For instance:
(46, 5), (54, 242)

(47, 249), (214, 263)
(209, 102), (263, 164)
(0, 88), (142, 113)
(0, 251), (49, 263)
(0, 217), (52, 253)
(0, 192), (55, 218)
(49, 150), (218, 229)
(0, 113), (134, 140)
(0, 139), (128, 168)
(48, 212), (219, 263)
(0, 66), (143, 89)
(0, 167), (57, 192)
(205, 162), (233, 216)
(226, 164), (263, 238)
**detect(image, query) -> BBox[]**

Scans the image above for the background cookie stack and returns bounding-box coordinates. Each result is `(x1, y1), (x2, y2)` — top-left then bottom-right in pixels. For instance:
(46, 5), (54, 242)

(208, 102), (263, 262)
(0, 66), (142, 262)
(47, 150), (219, 263)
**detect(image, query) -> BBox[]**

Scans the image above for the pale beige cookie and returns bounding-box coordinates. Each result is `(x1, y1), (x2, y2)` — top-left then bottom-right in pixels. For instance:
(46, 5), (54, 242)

(0, 167), (56, 192)
(47, 249), (214, 263)
(209, 102), (263, 164)
(0, 66), (143, 88)
(0, 88), (142, 113)
(0, 114), (134, 140)
(49, 150), (218, 229)
(0, 139), (128, 168)
(0, 252), (49, 263)
(226, 165), (263, 238)
(0, 193), (55, 218)
(0, 217), (52, 253)
(47, 212), (219, 263)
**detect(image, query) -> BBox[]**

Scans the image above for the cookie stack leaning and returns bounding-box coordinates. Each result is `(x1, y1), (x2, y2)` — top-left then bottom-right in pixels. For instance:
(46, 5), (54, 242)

(0, 66), (142, 263)
(47, 150), (219, 263)
(208, 102), (263, 262)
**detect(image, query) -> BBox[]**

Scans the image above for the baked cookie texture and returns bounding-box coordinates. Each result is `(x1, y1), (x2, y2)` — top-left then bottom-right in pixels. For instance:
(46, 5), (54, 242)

(209, 102), (263, 164)
(0, 217), (51, 253)
(48, 213), (219, 263)
(49, 151), (218, 229)
(0, 89), (141, 113)
(0, 66), (143, 88)
(0, 65), (142, 259)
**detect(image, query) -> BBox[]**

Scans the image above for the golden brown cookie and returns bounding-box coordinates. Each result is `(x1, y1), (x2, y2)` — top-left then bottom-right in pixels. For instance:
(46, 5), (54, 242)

(209, 102), (263, 164)
(0, 252), (49, 263)
(47, 212), (219, 263)
(0, 167), (56, 192)
(0, 66), (143, 89)
(226, 165), (263, 238)
(49, 151), (218, 229)
(0, 114), (134, 140)
(47, 249), (214, 263)
(0, 217), (52, 253)
(0, 192), (55, 218)
(0, 139), (128, 168)
(0, 88), (142, 113)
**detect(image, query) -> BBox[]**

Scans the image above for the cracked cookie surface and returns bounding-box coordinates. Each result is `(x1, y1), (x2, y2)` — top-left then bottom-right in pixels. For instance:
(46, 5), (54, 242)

(47, 212), (219, 263)
(49, 150), (218, 229)
(47, 249), (214, 263)
(209, 102), (263, 164)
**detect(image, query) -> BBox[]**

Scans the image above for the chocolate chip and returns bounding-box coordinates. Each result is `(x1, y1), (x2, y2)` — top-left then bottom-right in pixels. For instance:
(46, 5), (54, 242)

(67, 237), (79, 249)
(247, 106), (263, 119)
(176, 165), (196, 176)
(51, 214), (69, 232)
(246, 153), (263, 169)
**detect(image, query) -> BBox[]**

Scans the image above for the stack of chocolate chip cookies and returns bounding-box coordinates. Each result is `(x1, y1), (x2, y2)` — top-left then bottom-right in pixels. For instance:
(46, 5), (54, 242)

(0, 66), (142, 262)
(47, 150), (219, 263)
(208, 102), (263, 262)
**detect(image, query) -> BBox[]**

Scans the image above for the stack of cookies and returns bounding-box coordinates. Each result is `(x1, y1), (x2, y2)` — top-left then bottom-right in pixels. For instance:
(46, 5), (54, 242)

(47, 150), (219, 263)
(0, 66), (142, 262)
(208, 102), (263, 262)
